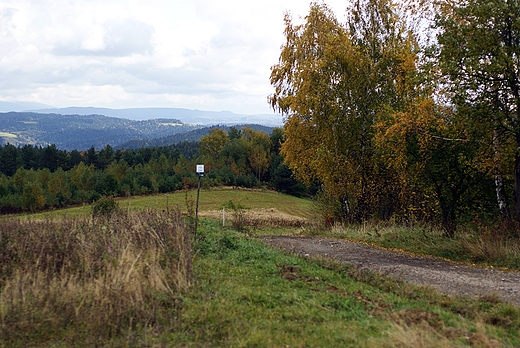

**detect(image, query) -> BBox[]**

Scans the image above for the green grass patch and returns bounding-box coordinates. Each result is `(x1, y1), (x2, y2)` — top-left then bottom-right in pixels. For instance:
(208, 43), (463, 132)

(18, 203), (92, 220)
(169, 219), (519, 347)
(125, 187), (313, 218)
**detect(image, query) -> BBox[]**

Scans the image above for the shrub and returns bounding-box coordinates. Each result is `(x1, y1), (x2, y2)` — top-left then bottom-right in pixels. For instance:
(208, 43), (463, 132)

(224, 200), (250, 233)
(313, 190), (345, 227)
(91, 196), (120, 218)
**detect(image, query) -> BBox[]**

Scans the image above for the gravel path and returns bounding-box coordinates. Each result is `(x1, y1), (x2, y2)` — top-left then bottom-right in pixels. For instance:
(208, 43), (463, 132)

(260, 236), (520, 305)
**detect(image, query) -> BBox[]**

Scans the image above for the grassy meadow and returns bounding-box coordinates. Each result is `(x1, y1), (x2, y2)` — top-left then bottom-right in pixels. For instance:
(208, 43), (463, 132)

(1, 188), (519, 347)
(19, 187), (313, 221)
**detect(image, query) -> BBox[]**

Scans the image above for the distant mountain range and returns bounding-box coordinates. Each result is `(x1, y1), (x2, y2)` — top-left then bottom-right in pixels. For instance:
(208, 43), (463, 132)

(0, 100), (53, 111)
(27, 107), (283, 126)
(0, 112), (277, 151)
(0, 103), (282, 150)
(0, 102), (283, 126)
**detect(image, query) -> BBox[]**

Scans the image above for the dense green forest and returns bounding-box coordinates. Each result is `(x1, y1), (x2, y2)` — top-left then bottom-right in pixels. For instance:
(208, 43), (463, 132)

(0, 127), (305, 214)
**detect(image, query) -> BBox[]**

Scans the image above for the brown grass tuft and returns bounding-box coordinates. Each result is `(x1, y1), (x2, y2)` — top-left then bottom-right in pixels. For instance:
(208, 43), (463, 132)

(383, 310), (502, 347)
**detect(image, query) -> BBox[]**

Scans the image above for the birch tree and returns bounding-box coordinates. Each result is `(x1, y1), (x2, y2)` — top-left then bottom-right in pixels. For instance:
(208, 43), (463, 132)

(269, 1), (419, 221)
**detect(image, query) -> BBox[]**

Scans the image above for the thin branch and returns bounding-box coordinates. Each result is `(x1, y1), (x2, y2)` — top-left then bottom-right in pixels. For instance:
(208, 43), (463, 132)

(429, 134), (470, 142)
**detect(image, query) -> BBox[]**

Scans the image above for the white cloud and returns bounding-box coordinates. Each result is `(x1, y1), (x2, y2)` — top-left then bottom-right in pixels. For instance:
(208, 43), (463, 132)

(0, 0), (350, 114)
(52, 18), (155, 57)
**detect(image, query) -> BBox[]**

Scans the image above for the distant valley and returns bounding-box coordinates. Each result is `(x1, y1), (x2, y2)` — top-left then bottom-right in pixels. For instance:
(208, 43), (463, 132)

(27, 107), (283, 126)
(0, 111), (277, 151)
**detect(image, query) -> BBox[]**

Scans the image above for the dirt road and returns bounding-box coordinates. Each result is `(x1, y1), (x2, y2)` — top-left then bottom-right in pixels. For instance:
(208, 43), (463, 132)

(260, 236), (520, 305)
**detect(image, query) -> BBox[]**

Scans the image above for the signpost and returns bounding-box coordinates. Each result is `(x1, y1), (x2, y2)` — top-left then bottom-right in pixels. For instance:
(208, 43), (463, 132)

(194, 164), (204, 236)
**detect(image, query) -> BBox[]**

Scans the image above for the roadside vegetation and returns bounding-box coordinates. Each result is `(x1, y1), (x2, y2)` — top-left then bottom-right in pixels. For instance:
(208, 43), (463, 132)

(1, 199), (519, 347)
(302, 221), (520, 272)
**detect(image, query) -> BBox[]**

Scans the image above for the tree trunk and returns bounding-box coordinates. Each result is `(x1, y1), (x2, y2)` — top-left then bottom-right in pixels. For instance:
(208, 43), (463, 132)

(515, 157), (520, 219)
(493, 128), (510, 219)
(496, 172), (510, 218)
(440, 199), (457, 238)
(514, 133), (520, 220)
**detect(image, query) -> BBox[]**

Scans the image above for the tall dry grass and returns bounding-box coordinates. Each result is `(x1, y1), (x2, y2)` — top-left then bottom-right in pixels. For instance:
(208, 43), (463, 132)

(458, 232), (520, 268)
(0, 209), (192, 346)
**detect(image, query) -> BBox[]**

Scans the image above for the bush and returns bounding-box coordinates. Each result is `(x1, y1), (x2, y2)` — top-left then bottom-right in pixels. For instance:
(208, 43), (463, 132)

(91, 196), (120, 218)
(224, 200), (250, 233)
(313, 190), (346, 227)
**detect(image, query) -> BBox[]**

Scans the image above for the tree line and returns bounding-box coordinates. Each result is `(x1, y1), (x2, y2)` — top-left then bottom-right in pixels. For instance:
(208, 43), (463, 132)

(0, 127), (306, 214)
(269, 0), (520, 234)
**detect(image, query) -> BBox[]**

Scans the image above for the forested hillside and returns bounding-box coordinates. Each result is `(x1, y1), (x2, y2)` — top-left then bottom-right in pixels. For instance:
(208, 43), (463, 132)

(0, 112), (200, 150)
(116, 124), (275, 149)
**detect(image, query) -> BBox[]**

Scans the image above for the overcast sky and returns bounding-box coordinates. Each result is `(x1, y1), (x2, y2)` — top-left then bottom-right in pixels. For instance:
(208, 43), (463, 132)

(0, 0), (349, 114)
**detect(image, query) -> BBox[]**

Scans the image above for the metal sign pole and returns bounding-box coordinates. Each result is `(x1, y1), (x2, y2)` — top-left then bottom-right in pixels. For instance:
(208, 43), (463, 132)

(194, 165), (204, 237)
(195, 173), (201, 235)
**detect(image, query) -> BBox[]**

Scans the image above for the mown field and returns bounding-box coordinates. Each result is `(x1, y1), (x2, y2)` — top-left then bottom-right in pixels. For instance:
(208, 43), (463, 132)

(20, 187), (314, 220)
(1, 189), (519, 347)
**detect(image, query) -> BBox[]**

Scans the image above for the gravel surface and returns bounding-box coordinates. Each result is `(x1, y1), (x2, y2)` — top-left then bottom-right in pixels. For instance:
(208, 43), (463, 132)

(260, 236), (520, 305)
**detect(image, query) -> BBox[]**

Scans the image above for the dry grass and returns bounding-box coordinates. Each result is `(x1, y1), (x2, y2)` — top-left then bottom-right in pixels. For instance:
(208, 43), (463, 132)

(458, 232), (520, 268)
(200, 208), (308, 231)
(374, 321), (502, 348)
(378, 310), (502, 348)
(0, 209), (192, 346)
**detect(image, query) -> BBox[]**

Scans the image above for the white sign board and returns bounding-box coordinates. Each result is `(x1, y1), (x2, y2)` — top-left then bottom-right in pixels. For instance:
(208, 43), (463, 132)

(196, 164), (205, 174)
